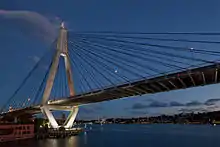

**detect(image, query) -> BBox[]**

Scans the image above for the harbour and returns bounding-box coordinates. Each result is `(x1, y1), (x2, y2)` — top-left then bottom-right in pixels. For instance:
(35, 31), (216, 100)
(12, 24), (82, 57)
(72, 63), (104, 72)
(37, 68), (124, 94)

(1, 1), (220, 147)
(1, 124), (220, 147)
(35, 127), (83, 139)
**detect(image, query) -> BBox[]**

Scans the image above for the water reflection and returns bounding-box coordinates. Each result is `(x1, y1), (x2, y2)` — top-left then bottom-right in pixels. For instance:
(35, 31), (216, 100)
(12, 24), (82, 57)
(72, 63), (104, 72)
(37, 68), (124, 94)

(84, 132), (87, 145)
(1, 136), (80, 147)
(39, 137), (79, 147)
(2, 124), (220, 147)
(1, 139), (36, 147)
(68, 136), (80, 147)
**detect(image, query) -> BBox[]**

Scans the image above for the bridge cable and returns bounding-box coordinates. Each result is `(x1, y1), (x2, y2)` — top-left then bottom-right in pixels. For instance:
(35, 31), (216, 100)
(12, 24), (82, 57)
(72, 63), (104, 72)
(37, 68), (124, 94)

(69, 43), (118, 88)
(32, 62), (52, 105)
(0, 45), (56, 112)
(69, 41), (131, 85)
(72, 38), (189, 72)
(72, 33), (220, 46)
(70, 41), (147, 80)
(72, 35), (219, 64)
(69, 44), (116, 91)
(70, 40), (153, 79)
(68, 49), (91, 93)
(73, 37), (198, 69)
(72, 34), (220, 58)
(72, 31), (220, 36)
(68, 45), (105, 91)
(68, 49), (93, 93)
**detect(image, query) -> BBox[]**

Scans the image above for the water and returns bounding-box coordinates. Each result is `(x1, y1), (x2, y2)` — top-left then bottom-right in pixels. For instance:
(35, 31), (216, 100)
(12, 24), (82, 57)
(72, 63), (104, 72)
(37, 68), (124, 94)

(2, 124), (220, 147)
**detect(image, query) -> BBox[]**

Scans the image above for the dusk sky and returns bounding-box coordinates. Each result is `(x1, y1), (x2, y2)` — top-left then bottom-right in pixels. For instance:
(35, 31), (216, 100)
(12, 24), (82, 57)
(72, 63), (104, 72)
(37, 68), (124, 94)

(1, 0), (220, 119)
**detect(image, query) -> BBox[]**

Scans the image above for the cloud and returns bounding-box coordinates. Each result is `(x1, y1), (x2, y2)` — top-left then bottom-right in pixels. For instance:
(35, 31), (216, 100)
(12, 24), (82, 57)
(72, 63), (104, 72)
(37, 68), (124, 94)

(27, 55), (50, 71)
(0, 9), (59, 43)
(185, 101), (202, 107)
(204, 98), (220, 106)
(28, 56), (40, 63)
(169, 100), (218, 107)
(148, 101), (168, 107)
(169, 101), (185, 107)
(142, 99), (185, 108)
(132, 103), (148, 109)
(131, 101), (168, 110)
(130, 98), (218, 114)
(178, 108), (208, 113)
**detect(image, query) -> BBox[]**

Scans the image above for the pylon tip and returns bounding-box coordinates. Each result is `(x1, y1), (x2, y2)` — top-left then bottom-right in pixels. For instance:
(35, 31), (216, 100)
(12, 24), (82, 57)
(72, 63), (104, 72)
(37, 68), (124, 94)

(61, 22), (65, 29)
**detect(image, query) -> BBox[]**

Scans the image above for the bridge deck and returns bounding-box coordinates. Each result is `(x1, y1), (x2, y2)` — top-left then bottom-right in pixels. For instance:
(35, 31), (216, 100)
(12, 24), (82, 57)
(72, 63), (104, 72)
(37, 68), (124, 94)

(3, 63), (220, 116)
(51, 63), (220, 105)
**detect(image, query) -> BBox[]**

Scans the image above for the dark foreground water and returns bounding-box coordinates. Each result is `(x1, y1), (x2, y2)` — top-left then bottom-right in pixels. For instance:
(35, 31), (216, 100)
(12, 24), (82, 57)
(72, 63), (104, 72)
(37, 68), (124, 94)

(2, 124), (220, 147)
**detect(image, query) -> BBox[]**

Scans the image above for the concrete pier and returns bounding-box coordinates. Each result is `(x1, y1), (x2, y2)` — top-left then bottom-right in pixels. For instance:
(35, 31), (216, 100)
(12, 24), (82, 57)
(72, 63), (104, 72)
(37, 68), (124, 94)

(35, 127), (83, 139)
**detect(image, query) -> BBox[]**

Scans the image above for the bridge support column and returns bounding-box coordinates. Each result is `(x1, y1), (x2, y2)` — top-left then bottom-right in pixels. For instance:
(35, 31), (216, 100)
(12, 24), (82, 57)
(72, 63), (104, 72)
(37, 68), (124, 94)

(39, 22), (78, 129)
(40, 105), (79, 129)
(14, 117), (18, 123)
(41, 105), (59, 128)
(63, 106), (79, 128)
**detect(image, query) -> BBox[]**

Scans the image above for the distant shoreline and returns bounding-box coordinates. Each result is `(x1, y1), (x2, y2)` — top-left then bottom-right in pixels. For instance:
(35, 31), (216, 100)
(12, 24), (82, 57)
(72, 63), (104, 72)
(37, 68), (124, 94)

(75, 110), (220, 126)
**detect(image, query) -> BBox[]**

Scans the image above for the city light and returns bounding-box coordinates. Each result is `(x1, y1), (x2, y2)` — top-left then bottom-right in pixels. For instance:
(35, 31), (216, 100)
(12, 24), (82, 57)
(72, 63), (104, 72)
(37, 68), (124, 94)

(60, 53), (66, 57)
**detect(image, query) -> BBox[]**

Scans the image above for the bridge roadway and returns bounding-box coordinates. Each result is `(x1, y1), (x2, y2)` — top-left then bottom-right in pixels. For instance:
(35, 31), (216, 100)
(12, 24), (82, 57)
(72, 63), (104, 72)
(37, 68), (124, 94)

(2, 63), (220, 117)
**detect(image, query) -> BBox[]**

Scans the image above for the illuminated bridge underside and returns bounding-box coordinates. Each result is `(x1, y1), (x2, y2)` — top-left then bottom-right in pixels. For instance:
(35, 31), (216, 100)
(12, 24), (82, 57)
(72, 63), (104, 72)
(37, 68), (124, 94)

(4, 63), (220, 116)
(51, 63), (220, 105)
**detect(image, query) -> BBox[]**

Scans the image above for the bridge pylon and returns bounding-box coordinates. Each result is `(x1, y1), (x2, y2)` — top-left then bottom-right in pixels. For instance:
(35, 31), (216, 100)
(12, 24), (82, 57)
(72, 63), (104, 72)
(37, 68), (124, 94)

(40, 22), (78, 129)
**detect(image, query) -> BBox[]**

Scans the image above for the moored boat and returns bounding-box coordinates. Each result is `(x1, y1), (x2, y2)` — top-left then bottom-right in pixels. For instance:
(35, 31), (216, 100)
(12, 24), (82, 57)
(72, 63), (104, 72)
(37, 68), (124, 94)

(0, 124), (34, 142)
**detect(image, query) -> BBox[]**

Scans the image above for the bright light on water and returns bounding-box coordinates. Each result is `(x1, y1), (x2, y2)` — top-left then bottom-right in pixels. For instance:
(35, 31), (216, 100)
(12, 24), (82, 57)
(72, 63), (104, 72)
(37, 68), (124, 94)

(1, 124), (220, 147)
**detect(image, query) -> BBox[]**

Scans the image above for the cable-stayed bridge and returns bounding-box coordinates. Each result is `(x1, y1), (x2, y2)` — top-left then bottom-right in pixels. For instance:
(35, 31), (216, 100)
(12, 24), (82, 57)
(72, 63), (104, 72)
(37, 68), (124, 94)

(1, 23), (220, 128)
